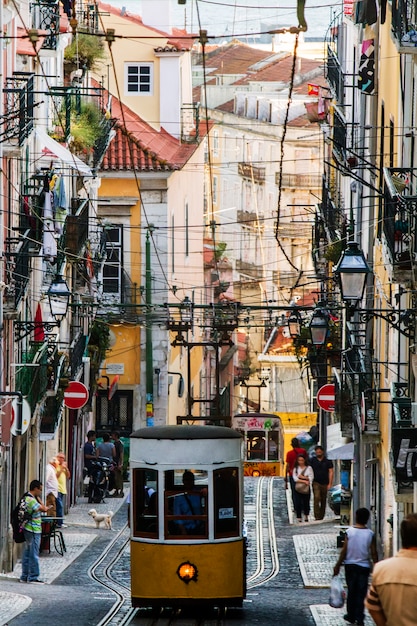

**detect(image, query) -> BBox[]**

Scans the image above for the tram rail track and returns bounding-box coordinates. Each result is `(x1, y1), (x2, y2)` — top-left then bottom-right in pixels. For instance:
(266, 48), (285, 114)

(247, 476), (279, 589)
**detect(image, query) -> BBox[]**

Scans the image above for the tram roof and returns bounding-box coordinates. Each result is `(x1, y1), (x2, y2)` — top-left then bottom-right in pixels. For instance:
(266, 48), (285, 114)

(131, 425), (242, 440)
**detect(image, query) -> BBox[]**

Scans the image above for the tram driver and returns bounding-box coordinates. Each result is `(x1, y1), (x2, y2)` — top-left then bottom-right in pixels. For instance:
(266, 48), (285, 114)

(173, 471), (205, 535)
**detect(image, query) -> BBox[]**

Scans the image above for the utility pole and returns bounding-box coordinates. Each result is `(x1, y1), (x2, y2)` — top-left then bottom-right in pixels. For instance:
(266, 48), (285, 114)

(146, 227), (154, 426)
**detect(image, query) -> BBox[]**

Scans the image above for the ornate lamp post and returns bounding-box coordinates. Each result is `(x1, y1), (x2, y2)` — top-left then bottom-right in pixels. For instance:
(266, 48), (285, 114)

(333, 241), (371, 303)
(47, 275), (71, 322)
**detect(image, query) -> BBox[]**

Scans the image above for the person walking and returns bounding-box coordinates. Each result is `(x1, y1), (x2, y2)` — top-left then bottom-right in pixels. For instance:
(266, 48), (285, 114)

(309, 444), (334, 520)
(56, 452), (70, 528)
(365, 513), (417, 626)
(334, 507), (378, 626)
(45, 457), (59, 517)
(110, 431), (124, 497)
(20, 479), (51, 584)
(285, 437), (307, 509)
(292, 454), (314, 523)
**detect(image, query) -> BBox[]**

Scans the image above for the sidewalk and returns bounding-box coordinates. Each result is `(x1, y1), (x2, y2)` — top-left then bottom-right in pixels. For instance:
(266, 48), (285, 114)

(0, 491), (128, 626)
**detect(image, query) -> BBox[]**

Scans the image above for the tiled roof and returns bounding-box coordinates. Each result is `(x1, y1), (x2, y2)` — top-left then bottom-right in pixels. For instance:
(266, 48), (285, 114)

(203, 41), (272, 75)
(234, 54), (322, 85)
(96, 84), (205, 172)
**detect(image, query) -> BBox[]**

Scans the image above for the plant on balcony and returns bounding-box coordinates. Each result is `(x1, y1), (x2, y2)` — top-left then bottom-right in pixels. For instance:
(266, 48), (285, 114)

(64, 33), (105, 76)
(88, 321), (110, 367)
(325, 239), (345, 264)
(214, 242), (227, 262)
(69, 102), (104, 156)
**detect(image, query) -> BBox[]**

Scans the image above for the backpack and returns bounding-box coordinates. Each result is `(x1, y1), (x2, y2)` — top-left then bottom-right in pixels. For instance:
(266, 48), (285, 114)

(11, 492), (32, 544)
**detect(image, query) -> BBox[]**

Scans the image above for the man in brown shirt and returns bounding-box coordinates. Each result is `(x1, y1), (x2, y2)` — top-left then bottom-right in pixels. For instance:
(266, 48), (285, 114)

(365, 513), (417, 625)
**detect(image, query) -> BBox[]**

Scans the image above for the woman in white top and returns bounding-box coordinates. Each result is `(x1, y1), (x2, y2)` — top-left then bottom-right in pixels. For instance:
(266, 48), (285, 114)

(292, 454), (314, 523)
(334, 507), (378, 626)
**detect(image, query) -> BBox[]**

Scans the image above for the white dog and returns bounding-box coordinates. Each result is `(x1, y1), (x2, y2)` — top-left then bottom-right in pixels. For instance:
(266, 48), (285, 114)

(88, 509), (114, 530)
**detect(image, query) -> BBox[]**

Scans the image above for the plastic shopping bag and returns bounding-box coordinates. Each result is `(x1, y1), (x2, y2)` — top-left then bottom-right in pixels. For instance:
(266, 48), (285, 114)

(329, 574), (346, 608)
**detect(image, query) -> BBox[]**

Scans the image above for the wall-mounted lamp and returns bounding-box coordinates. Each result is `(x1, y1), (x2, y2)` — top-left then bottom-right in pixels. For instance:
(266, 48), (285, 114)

(47, 275), (71, 322)
(288, 309), (303, 338)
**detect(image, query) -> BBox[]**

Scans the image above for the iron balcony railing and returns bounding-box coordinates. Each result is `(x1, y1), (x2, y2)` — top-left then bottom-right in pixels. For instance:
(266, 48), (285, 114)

(16, 343), (49, 413)
(4, 232), (31, 310)
(332, 108), (347, 164)
(70, 331), (87, 378)
(391, 0), (417, 54)
(382, 167), (417, 278)
(326, 45), (345, 105)
(1, 72), (34, 145)
(32, 1), (60, 50)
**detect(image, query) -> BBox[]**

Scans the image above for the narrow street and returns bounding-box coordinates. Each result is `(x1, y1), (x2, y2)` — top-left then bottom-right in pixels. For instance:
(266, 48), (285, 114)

(0, 478), (374, 626)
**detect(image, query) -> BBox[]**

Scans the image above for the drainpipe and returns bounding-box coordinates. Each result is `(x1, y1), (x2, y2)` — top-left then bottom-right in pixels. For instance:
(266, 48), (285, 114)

(145, 228), (154, 426)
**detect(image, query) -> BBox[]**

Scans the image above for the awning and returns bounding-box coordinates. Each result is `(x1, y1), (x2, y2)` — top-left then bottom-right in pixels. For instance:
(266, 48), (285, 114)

(34, 127), (93, 176)
(327, 442), (355, 460)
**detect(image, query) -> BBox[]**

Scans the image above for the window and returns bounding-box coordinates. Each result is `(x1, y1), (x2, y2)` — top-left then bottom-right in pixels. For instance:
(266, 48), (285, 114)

(214, 467), (239, 538)
(164, 469), (208, 538)
(171, 213), (175, 273)
(212, 176), (218, 204)
(247, 431), (265, 461)
(132, 468), (158, 538)
(103, 226), (122, 297)
(212, 129), (219, 156)
(96, 390), (133, 437)
(125, 63), (153, 95)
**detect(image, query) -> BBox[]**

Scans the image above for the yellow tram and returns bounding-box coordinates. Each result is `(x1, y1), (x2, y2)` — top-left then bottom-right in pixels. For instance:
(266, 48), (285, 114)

(129, 425), (246, 608)
(232, 412), (285, 476)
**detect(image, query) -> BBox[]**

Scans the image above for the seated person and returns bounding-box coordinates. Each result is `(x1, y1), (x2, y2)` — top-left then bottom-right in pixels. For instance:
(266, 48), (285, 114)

(173, 471), (204, 535)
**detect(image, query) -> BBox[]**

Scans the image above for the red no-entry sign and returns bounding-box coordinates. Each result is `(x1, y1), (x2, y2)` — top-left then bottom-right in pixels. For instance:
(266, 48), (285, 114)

(64, 381), (89, 410)
(317, 383), (336, 412)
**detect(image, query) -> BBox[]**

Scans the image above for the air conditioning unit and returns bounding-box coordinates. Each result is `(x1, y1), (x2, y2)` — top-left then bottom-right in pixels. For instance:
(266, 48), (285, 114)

(411, 402), (417, 426)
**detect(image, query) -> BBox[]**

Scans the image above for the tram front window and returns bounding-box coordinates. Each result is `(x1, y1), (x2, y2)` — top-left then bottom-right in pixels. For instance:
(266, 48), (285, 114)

(247, 431), (266, 460)
(132, 468), (158, 538)
(164, 469), (208, 538)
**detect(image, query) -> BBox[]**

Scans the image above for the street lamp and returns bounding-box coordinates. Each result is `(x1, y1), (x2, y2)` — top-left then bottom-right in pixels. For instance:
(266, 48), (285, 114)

(309, 307), (329, 346)
(180, 296), (193, 325)
(47, 275), (71, 322)
(333, 241), (371, 302)
(288, 309), (302, 338)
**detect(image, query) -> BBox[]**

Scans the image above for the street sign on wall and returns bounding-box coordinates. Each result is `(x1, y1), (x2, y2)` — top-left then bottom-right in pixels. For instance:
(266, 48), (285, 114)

(316, 383), (336, 412)
(64, 381), (89, 410)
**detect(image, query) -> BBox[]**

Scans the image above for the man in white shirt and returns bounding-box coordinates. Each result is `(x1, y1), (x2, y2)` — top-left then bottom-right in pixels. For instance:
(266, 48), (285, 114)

(45, 457), (59, 517)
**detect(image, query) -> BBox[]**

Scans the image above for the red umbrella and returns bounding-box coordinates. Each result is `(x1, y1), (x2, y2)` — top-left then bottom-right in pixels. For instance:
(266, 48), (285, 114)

(34, 303), (45, 342)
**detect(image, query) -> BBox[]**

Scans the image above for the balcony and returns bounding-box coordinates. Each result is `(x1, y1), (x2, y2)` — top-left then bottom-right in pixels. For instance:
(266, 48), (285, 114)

(391, 382), (412, 427)
(277, 172), (322, 189)
(237, 210), (263, 226)
(326, 45), (345, 105)
(1, 73), (34, 146)
(70, 331), (87, 378)
(32, 1), (60, 50)
(64, 198), (89, 257)
(391, 0), (417, 54)
(3, 232), (31, 314)
(236, 259), (263, 280)
(332, 108), (347, 164)
(96, 269), (142, 322)
(382, 167), (417, 282)
(16, 343), (49, 413)
(76, 0), (102, 33)
(238, 162), (266, 184)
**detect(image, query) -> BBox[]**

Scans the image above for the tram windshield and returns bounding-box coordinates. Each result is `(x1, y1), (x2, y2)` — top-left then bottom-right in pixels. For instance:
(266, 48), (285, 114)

(165, 469), (208, 539)
(241, 429), (280, 462)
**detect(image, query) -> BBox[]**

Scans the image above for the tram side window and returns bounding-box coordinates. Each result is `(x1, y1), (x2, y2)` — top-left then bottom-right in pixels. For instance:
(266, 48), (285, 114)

(164, 469), (208, 538)
(132, 468), (158, 538)
(247, 431), (266, 461)
(268, 431), (279, 460)
(214, 467), (239, 538)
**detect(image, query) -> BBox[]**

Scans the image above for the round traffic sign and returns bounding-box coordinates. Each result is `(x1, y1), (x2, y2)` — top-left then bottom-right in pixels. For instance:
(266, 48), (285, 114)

(64, 381), (89, 410)
(317, 383), (336, 412)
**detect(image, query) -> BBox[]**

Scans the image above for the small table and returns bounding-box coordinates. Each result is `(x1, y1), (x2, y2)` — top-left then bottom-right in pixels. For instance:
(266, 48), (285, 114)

(40, 517), (67, 556)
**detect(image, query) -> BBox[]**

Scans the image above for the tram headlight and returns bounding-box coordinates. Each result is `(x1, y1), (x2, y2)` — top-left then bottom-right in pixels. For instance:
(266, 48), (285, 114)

(252, 469), (260, 477)
(177, 561), (198, 584)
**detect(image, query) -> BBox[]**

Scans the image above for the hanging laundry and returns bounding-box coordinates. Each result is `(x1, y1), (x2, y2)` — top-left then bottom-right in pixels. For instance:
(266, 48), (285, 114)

(43, 189), (57, 262)
(50, 174), (68, 235)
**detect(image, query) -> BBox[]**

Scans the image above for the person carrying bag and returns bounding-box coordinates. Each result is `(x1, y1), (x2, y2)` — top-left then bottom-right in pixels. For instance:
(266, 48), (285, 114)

(293, 454), (314, 523)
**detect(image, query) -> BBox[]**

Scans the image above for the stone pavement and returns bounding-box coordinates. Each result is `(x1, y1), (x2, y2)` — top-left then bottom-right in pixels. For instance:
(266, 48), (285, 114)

(0, 490), (128, 626)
